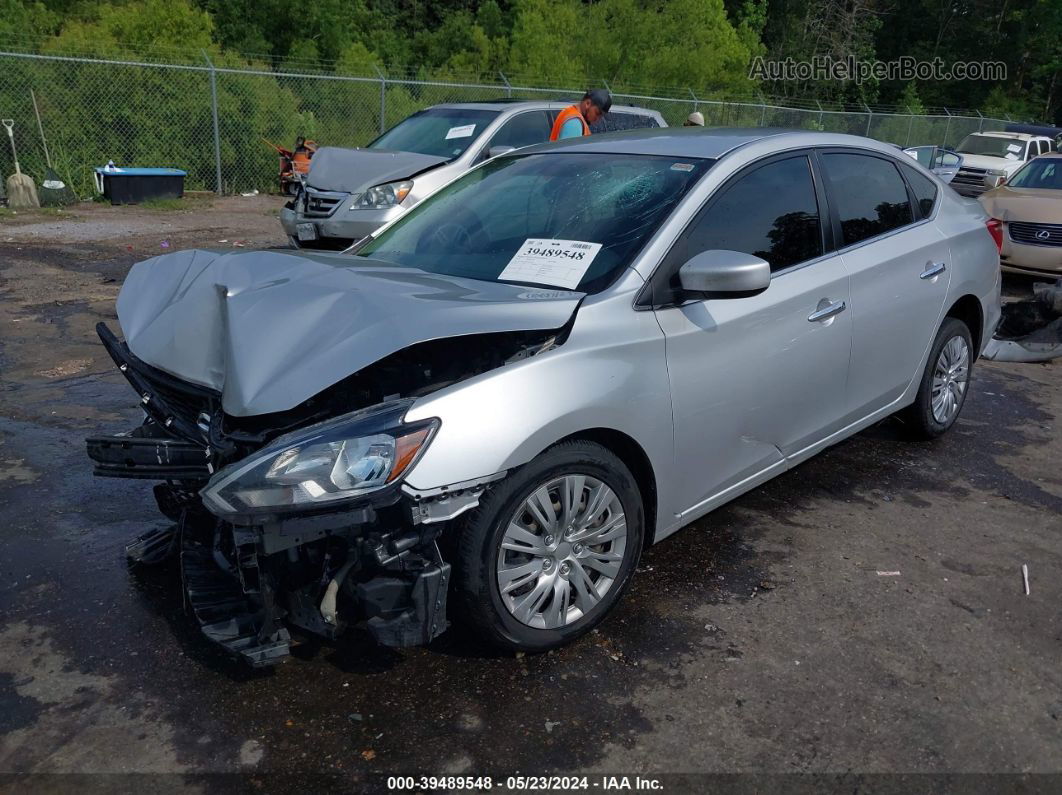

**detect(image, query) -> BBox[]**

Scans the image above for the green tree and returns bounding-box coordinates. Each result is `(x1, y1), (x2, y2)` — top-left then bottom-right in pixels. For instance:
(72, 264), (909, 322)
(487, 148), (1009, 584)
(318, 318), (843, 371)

(506, 0), (584, 86)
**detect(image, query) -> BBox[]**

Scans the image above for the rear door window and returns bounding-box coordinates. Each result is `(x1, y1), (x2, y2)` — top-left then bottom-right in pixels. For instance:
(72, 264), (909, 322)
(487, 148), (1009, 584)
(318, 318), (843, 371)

(821, 153), (914, 247)
(906, 147), (933, 168)
(938, 151), (961, 168)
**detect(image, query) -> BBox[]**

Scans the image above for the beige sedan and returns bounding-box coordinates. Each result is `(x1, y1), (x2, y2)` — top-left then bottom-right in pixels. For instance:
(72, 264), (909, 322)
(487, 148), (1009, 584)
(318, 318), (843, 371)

(980, 153), (1062, 276)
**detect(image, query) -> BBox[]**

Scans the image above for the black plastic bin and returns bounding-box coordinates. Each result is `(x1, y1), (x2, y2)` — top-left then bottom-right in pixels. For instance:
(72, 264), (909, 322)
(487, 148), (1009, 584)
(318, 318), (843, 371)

(94, 167), (187, 205)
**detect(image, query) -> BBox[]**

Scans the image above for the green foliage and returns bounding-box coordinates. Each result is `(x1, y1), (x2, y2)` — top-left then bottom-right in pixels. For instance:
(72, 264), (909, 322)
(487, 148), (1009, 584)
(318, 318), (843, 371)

(4, 0), (1057, 123)
(981, 85), (1036, 121)
(869, 83), (929, 145)
(2, 0), (1058, 197)
(0, 0), (310, 193)
(507, 0), (584, 85)
(898, 82), (925, 115)
(0, 0), (58, 45)
(40, 0), (215, 57)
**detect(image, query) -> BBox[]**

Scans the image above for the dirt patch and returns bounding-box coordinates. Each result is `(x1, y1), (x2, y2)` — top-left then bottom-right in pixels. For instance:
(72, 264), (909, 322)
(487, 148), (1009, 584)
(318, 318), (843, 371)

(0, 195), (285, 250)
(0, 196), (288, 429)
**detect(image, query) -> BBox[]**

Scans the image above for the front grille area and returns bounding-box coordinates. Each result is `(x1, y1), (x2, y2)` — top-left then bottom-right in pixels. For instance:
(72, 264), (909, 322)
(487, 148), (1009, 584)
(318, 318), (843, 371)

(1009, 221), (1062, 247)
(951, 166), (989, 195)
(302, 187), (348, 218)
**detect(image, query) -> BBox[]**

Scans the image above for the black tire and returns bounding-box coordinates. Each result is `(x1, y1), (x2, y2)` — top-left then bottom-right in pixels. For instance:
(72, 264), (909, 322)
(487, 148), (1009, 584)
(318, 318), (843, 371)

(900, 316), (974, 439)
(452, 440), (644, 652)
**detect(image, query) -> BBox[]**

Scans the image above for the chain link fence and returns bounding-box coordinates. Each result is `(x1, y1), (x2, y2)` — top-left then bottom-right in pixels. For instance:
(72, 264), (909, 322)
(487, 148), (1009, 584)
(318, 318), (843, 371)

(0, 49), (1018, 197)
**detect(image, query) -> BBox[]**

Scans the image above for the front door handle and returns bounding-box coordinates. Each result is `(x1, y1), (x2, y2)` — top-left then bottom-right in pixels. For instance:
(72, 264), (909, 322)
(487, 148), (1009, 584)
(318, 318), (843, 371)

(920, 261), (947, 279)
(808, 299), (846, 322)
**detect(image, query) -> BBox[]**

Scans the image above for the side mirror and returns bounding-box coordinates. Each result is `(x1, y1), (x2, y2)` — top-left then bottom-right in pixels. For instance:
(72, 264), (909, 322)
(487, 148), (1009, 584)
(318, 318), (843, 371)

(678, 250), (771, 297)
(488, 145), (516, 159)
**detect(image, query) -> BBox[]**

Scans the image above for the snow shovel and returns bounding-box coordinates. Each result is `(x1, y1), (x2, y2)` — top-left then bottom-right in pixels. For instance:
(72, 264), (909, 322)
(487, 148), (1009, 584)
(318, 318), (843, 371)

(30, 90), (76, 206)
(2, 119), (39, 209)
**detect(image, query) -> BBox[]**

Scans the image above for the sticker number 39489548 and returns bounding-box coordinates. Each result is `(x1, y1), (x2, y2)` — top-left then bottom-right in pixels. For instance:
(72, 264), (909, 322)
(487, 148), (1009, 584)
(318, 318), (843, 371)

(497, 239), (603, 290)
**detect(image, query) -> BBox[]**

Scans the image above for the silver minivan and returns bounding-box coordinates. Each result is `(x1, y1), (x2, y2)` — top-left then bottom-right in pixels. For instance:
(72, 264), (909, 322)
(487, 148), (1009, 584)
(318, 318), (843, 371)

(92, 128), (1000, 666)
(279, 100), (666, 249)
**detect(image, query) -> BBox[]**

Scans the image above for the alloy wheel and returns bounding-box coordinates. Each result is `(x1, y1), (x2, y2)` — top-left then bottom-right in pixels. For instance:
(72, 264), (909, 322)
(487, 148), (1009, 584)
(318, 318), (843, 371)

(931, 334), (970, 425)
(496, 474), (628, 630)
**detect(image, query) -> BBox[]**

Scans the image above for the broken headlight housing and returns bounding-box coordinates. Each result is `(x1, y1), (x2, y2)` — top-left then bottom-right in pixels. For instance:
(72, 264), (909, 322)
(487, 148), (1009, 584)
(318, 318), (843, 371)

(350, 180), (413, 210)
(201, 401), (438, 517)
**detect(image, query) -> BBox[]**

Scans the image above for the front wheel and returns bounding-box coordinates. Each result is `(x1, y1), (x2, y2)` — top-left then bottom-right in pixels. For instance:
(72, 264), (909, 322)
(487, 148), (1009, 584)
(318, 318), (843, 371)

(901, 317), (974, 439)
(452, 441), (644, 652)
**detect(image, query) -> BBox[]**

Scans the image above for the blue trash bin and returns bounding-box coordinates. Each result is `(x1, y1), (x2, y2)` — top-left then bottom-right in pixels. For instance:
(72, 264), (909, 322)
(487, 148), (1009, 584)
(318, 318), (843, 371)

(93, 167), (187, 205)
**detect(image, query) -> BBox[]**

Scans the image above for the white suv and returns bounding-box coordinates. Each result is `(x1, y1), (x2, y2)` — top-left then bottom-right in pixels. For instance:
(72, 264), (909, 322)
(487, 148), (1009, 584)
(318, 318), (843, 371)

(950, 131), (1057, 196)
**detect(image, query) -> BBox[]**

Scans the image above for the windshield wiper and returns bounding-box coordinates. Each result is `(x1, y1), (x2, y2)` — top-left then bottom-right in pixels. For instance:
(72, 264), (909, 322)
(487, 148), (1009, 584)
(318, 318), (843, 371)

(344, 234), (375, 255)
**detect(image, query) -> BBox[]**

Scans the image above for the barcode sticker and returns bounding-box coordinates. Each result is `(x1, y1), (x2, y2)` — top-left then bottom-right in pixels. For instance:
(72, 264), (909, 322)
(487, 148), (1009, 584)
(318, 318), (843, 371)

(498, 239), (602, 289)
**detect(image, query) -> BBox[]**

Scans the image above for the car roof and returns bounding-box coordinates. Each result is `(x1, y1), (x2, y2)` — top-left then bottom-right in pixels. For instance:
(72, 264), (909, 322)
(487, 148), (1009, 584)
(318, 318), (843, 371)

(432, 100), (553, 111)
(515, 127), (900, 160)
(430, 100), (662, 116)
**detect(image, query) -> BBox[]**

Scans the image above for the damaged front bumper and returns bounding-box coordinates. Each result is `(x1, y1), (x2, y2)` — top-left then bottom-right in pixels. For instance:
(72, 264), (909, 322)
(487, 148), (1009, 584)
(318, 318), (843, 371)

(87, 322), (498, 666)
(179, 505), (454, 667)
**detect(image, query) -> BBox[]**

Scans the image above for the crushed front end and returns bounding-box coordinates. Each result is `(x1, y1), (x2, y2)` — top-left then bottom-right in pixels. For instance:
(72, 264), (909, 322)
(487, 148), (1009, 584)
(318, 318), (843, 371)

(86, 322), (516, 666)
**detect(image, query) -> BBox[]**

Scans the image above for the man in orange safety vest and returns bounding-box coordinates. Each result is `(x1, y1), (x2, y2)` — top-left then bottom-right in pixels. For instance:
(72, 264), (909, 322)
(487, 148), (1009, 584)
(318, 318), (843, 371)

(549, 89), (612, 141)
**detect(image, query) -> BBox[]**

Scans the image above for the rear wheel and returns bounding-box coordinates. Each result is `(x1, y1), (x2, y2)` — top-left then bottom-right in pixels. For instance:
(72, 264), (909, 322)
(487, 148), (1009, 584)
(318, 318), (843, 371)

(901, 317), (973, 439)
(453, 441), (644, 652)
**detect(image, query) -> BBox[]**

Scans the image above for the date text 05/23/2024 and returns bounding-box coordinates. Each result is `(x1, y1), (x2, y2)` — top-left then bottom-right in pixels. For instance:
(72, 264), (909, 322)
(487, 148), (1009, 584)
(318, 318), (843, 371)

(386, 775), (664, 791)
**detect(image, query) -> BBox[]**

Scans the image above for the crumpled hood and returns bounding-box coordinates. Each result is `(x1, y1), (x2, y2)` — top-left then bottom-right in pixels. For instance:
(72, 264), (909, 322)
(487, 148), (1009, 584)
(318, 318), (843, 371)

(116, 249), (583, 417)
(306, 146), (448, 193)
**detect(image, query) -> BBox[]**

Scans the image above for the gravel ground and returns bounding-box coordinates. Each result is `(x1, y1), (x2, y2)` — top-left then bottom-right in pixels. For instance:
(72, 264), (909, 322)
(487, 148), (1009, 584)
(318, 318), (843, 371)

(1, 199), (1060, 793)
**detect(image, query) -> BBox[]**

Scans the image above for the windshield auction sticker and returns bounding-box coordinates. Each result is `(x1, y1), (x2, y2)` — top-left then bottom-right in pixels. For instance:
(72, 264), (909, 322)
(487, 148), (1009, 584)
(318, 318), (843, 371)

(445, 124), (477, 139)
(498, 239), (602, 290)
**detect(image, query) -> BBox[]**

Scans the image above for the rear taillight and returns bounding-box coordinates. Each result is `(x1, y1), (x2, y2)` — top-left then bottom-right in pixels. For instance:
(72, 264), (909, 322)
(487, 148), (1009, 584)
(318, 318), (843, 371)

(986, 218), (1003, 251)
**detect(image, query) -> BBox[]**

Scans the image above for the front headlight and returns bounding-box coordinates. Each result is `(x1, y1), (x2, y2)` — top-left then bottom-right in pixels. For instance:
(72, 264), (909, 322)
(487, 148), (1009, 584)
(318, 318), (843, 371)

(201, 401), (438, 518)
(350, 180), (413, 210)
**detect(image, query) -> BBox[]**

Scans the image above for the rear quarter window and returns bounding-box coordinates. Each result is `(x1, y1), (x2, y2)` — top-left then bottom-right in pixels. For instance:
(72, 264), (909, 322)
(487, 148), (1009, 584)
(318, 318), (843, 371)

(902, 166), (939, 219)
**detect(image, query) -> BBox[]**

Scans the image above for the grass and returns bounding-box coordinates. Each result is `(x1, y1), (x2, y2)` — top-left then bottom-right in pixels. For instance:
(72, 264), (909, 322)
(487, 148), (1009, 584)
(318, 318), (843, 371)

(139, 195), (216, 212)
(140, 197), (188, 211)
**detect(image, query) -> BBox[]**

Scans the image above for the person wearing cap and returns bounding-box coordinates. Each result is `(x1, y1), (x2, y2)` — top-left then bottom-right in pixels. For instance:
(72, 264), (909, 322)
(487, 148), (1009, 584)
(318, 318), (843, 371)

(684, 111), (704, 127)
(549, 89), (612, 141)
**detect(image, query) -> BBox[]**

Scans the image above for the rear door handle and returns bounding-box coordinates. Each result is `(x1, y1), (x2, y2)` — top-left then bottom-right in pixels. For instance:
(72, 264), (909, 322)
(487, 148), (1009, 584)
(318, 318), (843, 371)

(920, 261), (947, 279)
(808, 299), (846, 322)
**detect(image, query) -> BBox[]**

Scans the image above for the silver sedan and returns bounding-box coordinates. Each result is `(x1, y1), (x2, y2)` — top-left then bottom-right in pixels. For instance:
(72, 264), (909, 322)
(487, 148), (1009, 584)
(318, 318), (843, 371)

(93, 128), (1001, 663)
